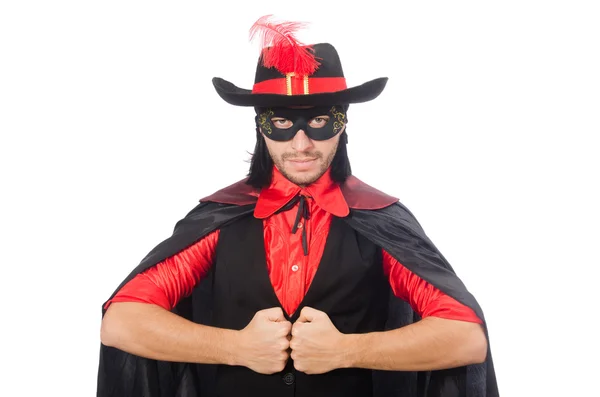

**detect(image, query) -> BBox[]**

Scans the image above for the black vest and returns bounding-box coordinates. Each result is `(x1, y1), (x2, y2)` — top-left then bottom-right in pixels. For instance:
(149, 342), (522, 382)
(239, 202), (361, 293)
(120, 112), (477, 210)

(211, 214), (390, 397)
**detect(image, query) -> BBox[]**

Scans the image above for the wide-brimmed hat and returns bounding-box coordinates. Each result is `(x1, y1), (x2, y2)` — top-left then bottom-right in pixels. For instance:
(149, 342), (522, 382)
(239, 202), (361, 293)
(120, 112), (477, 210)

(212, 16), (388, 107)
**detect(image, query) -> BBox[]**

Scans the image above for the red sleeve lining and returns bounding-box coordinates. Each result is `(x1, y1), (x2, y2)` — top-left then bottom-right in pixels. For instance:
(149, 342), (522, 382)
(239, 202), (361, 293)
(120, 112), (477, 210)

(382, 249), (482, 324)
(104, 229), (220, 310)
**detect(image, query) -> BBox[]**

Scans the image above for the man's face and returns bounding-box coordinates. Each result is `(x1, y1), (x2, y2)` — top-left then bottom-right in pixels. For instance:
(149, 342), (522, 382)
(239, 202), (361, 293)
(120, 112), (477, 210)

(260, 107), (345, 186)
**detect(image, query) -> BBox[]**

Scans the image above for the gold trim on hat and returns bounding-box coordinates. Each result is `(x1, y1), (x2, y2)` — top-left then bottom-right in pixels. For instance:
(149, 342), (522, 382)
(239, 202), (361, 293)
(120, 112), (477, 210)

(286, 72), (295, 96)
(285, 73), (310, 95)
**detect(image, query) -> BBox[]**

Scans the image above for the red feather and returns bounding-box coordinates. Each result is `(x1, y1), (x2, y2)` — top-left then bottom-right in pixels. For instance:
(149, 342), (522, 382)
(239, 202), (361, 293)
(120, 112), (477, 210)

(249, 14), (320, 76)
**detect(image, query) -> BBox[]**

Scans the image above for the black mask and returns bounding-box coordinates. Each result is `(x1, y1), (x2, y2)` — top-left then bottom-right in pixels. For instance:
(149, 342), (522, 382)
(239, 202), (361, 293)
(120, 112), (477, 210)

(255, 105), (348, 141)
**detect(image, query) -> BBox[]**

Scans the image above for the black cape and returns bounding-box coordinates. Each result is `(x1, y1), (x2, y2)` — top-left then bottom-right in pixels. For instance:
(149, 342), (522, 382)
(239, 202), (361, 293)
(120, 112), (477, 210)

(97, 200), (499, 397)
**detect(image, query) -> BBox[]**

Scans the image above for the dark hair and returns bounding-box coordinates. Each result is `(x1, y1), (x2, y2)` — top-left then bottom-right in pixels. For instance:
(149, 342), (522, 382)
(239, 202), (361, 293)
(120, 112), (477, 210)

(246, 127), (352, 189)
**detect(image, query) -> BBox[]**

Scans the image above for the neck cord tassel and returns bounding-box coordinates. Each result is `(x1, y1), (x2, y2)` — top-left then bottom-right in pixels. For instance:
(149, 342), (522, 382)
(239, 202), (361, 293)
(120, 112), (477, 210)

(276, 194), (310, 256)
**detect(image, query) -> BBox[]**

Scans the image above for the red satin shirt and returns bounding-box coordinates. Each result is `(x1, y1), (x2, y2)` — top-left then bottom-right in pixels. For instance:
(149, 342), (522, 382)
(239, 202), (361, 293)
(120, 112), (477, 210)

(107, 168), (481, 324)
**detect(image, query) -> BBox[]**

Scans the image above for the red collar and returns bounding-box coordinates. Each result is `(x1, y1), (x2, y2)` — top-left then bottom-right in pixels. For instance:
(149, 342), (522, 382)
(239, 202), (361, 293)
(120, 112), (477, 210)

(199, 170), (398, 212)
(254, 167), (349, 219)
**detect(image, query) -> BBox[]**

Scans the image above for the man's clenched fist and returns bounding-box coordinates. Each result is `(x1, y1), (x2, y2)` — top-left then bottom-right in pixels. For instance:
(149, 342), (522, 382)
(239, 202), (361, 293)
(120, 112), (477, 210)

(290, 307), (348, 374)
(238, 307), (292, 374)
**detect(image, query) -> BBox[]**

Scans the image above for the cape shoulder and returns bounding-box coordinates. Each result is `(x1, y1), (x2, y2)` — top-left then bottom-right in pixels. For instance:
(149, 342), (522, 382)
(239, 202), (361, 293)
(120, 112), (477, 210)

(103, 202), (255, 311)
(199, 175), (399, 209)
(344, 204), (485, 321)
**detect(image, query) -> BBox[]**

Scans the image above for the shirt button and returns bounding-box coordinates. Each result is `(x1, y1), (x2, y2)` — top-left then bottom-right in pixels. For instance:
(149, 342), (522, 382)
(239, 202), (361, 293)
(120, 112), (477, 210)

(291, 265), (299, 272)
(297, 222), (303, 229)
(282, 372), (295, 385)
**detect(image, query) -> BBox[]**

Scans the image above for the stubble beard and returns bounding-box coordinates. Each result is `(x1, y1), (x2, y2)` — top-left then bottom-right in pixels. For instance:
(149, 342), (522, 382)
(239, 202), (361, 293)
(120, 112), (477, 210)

(271, 141), (339, 187)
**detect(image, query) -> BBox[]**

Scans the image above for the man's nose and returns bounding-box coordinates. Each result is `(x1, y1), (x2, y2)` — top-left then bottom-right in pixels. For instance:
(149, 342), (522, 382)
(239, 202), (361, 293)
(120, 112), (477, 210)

(291, 129), (313, 152)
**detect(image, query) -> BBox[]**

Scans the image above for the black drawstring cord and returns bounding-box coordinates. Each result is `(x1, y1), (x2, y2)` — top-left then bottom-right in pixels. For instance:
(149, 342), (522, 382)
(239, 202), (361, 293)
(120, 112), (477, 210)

(276, 194), (310, 256)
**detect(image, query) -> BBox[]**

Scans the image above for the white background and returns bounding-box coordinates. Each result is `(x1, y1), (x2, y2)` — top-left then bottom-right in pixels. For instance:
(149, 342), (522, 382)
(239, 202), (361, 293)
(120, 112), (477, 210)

(1, 1), (598, 396)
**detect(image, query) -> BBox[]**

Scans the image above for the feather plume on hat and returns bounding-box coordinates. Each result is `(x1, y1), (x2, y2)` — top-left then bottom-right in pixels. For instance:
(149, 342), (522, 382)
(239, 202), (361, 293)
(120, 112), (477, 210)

(249, 14), (321, 76)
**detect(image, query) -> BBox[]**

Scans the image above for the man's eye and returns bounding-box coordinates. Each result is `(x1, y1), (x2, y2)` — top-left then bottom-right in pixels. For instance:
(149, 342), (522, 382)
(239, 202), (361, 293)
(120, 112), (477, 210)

(272, 119), (292, 128)
(309, 116), (329, 128)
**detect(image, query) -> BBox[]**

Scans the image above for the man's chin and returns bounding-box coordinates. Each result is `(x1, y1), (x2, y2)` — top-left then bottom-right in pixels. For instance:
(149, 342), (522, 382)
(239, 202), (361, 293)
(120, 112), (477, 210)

(281, 169), (321, 187)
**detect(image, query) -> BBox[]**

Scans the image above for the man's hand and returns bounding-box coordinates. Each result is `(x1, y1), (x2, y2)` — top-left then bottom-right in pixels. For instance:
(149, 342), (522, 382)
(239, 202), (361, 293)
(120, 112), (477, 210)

(238, 307), (292, 374)
(290, 307), (347, 374)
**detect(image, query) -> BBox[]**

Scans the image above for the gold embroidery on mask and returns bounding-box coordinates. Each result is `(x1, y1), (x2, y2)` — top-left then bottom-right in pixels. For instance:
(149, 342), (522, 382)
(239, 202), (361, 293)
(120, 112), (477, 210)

(330, 106), (347, 135)
(258, 109), (274, 134)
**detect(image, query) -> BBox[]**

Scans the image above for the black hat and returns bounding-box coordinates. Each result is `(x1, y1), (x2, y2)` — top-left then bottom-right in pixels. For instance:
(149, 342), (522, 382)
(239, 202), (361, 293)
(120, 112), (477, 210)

(212, 16), (388, 107)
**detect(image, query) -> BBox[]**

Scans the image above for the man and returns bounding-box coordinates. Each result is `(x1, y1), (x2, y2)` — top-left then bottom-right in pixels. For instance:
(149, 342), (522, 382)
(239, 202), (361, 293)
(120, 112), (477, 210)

(97, 15), (499, 397)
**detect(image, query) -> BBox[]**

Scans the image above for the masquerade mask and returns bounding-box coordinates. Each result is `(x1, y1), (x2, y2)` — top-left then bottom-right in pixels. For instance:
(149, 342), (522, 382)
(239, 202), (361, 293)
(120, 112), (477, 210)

(255, 105), (347, 141)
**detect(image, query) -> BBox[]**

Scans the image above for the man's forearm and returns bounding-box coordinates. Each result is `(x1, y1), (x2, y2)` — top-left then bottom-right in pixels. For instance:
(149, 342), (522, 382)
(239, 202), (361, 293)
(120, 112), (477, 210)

(100, 302), (239, 365)
(342, 317), (488, 371)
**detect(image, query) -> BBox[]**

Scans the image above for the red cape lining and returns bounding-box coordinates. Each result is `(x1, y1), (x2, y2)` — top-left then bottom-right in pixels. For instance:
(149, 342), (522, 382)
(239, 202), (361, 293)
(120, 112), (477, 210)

(199, 176), (398, 210)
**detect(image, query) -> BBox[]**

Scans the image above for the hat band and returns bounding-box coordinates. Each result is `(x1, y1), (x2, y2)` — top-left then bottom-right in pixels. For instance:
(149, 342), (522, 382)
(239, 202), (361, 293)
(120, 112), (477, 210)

(252, 76), (347, 96)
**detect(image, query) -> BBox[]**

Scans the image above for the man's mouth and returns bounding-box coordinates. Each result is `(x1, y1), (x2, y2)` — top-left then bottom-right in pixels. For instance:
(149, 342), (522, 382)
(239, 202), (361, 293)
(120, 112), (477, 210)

(286, 158), (318, 171)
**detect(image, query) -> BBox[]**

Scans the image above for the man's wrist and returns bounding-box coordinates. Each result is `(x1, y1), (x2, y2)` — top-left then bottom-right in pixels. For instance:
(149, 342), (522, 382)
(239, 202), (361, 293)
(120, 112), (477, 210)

(338, 333), (366, 369)
(217, 328), (245, 367)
